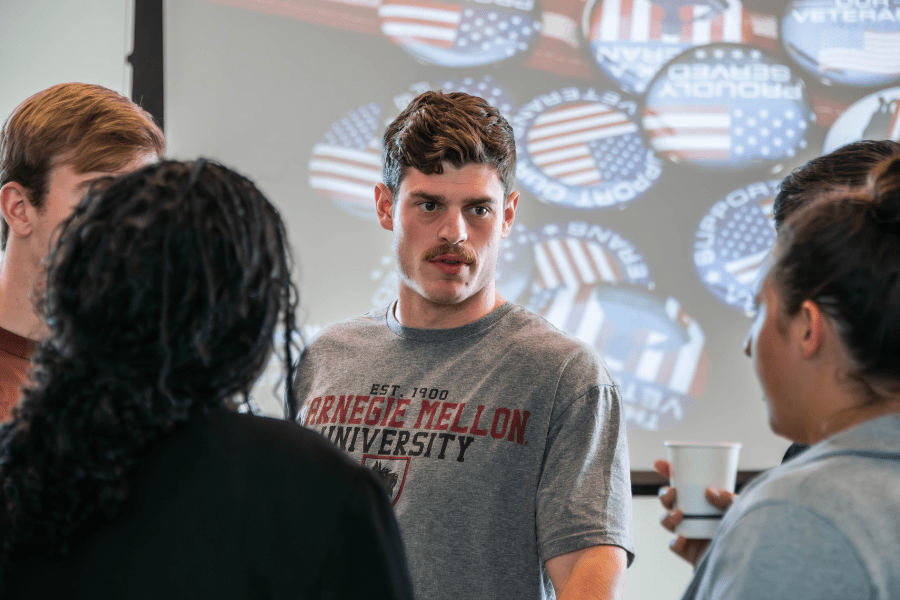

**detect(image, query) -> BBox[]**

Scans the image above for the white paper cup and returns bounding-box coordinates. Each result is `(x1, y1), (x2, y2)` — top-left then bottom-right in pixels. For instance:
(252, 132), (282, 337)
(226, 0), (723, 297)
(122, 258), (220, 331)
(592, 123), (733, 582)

(664, 441), (741, 539)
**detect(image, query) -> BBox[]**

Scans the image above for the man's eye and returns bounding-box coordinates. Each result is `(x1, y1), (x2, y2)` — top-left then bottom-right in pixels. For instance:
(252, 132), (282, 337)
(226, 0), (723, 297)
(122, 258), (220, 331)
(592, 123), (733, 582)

(422, 202), (437, 211)
(471, 206), (489, 216)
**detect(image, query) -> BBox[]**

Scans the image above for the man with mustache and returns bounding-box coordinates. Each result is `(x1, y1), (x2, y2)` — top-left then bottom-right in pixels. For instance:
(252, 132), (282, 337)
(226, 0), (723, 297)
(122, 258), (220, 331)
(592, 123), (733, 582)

(0, 83), (164, 421)
(294, 91), (633, 600)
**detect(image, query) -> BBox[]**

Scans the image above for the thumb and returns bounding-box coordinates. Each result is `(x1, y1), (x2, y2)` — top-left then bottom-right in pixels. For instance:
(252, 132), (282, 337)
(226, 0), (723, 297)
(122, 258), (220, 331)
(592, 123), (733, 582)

(705, 487), (737, 509)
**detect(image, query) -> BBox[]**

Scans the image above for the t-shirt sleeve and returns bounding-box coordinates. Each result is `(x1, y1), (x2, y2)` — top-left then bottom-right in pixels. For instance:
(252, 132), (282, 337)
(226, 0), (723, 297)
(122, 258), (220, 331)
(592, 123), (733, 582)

(320, 469), (415, 599)
(690, 503), (874, 600)
(535, 351), (634, 566)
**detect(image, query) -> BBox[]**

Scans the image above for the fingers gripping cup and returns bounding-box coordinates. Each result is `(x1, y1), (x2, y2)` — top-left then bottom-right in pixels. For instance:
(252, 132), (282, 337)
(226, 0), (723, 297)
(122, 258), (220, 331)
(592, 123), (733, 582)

(664, 441), (741, 539)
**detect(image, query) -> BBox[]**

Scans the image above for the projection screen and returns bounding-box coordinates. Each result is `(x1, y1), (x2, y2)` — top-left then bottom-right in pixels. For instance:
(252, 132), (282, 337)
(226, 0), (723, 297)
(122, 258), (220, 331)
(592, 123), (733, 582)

(164, 0), (900, 471)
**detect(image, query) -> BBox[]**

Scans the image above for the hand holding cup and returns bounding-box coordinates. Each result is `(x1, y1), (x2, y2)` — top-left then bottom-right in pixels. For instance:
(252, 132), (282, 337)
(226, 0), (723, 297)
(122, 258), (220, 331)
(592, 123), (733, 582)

(655, 442), (740, 566)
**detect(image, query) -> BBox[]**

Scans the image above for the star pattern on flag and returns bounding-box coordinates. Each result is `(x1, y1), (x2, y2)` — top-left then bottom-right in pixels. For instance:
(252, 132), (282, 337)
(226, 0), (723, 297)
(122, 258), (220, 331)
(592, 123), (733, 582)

(716, 203), (775, 261)
(590, 133), (646, 182)
(730, 107), (808, 160)
(324, 103), (381, 148)
(453, 8), (540, 57)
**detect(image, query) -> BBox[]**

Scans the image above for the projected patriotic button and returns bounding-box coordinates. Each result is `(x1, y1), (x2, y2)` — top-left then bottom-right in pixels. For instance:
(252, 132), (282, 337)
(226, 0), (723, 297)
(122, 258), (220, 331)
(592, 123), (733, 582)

(525, 221), (654, 293)
(512, 88), (662, 209)
(308, 101), (383, 220)
(823, 86), (900, 154)
(781, 0), (900, 87)
(441, 75), (516, 118)
(642, 44), (813, 170)
(528, 282), (707, 430)
(377, 0), (541, 67)
(584, 0), (752, 95)
(693, 180), (779, 313)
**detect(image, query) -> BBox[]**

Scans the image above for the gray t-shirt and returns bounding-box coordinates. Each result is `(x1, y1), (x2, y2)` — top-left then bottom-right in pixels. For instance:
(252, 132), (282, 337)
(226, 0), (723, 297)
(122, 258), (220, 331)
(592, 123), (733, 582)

(682, 414), (900, 600)
(294, 302), (634, 599)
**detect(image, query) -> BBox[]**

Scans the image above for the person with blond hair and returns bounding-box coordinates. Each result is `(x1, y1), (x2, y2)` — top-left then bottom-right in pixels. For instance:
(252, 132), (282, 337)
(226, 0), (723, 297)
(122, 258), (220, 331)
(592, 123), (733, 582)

(0, 83), (165, 420)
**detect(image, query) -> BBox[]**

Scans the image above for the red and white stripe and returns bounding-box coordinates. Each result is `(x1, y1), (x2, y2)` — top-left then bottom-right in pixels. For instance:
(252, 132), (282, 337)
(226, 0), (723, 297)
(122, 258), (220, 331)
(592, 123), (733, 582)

(527, 101), (637, 187)
(308, 140), (381, 211)
(643, 105), (730, 162)
(591, 0), (747, 44)
(378, 0), (461, 49)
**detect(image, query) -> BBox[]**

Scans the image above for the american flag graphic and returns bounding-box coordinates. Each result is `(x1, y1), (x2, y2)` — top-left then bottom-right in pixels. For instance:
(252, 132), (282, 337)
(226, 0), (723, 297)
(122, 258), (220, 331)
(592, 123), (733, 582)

(378, 0), (540, 67)
(533, 238), (624, 290)
(526, 102), (642, 187)
(530, 285), (707, 399)
(589, 0), (747, 44)
(643, 104), (810, 165)
(818, 30), (900, 76)
(718, 199), (775, 286)
(308, 102), (383, 219)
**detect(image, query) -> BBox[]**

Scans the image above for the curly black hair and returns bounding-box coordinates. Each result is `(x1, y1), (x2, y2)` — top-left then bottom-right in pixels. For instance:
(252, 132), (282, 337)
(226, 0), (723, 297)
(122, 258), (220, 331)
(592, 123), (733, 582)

(0, 159), (300, 562)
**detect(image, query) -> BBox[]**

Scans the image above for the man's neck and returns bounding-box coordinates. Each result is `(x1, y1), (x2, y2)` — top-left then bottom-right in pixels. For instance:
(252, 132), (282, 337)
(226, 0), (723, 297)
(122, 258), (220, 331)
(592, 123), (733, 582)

(0, 245), (43, 340)
(395, 287), (505, 330)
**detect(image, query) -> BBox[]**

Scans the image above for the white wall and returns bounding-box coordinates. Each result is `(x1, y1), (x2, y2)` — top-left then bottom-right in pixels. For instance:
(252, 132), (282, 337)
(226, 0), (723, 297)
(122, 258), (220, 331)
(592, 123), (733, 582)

(0, 0), (134, 118)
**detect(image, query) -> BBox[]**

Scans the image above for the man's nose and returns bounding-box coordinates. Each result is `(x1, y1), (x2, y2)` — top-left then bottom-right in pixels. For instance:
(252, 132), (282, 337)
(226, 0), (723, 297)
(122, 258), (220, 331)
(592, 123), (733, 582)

(438, 209), (467, 245)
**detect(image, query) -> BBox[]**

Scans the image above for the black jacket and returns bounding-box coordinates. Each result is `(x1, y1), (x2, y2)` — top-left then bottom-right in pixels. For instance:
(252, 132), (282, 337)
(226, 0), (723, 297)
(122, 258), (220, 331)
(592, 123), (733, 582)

(4, 408), (413, 599)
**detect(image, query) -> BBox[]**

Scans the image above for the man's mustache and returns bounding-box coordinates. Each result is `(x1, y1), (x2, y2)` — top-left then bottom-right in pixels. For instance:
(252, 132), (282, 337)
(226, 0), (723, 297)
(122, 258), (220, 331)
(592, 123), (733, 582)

(422, 243), (476, 264)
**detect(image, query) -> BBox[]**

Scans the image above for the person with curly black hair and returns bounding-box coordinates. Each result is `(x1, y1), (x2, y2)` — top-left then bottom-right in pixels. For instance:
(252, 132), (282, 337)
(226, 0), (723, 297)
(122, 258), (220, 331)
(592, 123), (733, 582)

(0, 159), (413, 599)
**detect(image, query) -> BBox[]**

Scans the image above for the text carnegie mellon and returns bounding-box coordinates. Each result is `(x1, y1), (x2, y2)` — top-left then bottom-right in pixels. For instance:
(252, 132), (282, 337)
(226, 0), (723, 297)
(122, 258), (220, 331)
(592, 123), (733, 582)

(304, 396), (531, 445)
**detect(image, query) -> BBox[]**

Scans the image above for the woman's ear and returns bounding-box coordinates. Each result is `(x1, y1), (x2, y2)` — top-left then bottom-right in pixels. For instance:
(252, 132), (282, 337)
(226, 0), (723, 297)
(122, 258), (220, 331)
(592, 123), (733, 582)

(797, 300), (826, 360)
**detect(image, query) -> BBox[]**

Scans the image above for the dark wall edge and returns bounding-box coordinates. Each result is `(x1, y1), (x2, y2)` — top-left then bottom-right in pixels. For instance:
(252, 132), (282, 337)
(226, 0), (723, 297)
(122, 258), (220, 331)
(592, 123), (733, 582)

(129, 0), (164, 132)
(631, 470), (761, 496)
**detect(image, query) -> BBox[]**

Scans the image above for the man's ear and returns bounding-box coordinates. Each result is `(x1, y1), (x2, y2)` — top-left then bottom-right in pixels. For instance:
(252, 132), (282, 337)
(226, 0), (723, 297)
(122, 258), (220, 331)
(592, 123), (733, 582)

(375, 183), (394, 232)
(0, 182), (33, 239)
(797, 300), (826, 360)
(501, 191), (518, 238)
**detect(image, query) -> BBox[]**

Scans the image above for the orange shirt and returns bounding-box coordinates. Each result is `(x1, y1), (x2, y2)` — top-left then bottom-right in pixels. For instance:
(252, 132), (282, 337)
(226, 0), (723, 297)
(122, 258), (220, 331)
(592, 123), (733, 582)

(0, 326), (36, 421)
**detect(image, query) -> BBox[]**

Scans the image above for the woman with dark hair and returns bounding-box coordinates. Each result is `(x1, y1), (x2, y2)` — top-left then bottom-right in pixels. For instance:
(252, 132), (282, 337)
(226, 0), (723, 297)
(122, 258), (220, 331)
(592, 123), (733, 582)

(677, 157), (900, 599)
(0, 160), (412, 598)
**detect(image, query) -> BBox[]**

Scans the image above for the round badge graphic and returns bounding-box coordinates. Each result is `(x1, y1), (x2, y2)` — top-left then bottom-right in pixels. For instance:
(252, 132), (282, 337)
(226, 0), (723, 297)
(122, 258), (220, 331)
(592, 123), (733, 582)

(584, 0), (755, 95)
(781, 0), (900, 87)
(529, 282), (708, 431)
(512, 88), (663, 209)
(378, 0), (541, 67)
(823, 86), (900, 153)
(694, 180), (779, 313)
(643, 44), (814, 170)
